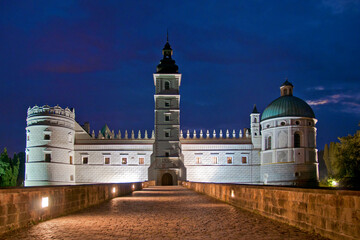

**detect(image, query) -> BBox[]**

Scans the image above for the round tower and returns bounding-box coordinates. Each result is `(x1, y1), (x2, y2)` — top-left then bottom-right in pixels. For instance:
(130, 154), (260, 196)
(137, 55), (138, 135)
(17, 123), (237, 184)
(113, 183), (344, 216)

(25, 105), (76, 186)
(260, 81), (318, 186)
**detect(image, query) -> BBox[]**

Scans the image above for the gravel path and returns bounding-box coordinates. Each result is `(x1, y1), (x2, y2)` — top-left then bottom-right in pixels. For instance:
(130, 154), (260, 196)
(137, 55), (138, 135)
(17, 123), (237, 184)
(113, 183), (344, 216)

(1, 186), (328, 240)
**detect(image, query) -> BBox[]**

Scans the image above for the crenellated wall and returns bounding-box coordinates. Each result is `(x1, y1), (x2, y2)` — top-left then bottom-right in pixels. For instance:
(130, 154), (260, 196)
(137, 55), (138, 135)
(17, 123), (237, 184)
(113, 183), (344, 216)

(0, 182), (148, 236)
(182, 181), (360, 240)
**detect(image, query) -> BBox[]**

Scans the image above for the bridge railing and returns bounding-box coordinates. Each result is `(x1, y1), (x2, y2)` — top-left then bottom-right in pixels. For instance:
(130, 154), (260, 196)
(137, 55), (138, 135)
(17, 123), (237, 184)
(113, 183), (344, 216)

(181, 181), (360, 240)
(0, 182), (149, 236)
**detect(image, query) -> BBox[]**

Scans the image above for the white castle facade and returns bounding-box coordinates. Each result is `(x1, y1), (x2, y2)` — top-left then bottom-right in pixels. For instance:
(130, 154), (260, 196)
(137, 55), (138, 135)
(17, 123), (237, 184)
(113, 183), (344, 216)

(25, 40), (319, 186)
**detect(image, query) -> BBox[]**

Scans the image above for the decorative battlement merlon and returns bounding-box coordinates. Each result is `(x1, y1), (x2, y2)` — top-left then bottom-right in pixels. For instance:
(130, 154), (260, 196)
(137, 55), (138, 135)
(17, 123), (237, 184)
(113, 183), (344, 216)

(27, 105), (75, 119)
(180, 129), (251, 139)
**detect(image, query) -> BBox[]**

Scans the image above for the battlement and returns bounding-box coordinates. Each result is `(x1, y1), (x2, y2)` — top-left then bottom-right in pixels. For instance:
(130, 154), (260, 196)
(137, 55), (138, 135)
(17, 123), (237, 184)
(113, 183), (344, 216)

(27, 105), (75, 119)
(180, 129), (251, 139)
(92, 129), (155, 140)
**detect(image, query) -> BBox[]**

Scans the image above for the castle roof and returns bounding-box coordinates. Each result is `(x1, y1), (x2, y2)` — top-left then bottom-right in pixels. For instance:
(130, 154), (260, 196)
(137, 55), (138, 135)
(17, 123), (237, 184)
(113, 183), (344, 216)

(261, 95), (315, 121)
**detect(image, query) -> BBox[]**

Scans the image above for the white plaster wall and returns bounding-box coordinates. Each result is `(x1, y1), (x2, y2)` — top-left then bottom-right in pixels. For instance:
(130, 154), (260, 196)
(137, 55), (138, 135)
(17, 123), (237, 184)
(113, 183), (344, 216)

(25, 162), (75, 185)
(75, 165), (148, 183)
(186, 165), (260, 183)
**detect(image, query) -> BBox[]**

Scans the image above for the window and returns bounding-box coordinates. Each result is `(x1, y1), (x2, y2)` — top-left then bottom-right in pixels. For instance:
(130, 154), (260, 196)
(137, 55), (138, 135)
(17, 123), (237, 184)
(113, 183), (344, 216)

(254, 118), (257, 123)
(26, 154), (29, 163)
(295, 121), (300, 125)
(266, 136), (272, 150)
(104, 157), (110, 164)
(195, 156), (201, 164)
(165, 101), (170, 107)
(165, 152), (169, 157)
(82, 157), (88, 164)
(69, 156), (73, 165)
(165, 115), (170, 121)
(294, 132), (301, 148)
(139, 157), (145, 165)
(212, 156), (218, 164)
(122, 157), (127, 164)
(281, 122), (286, 126)
(70, 175), (74, 181)
(242, 156), (248, 164)
(284, 89), (287, 95)
(27, 135), (30, 141)
(68, 133), (72, 143)
(227, 156), (233, 164)
(45, 154), (51, 162)
(165, 81), (170, 90)
(44, 134), (50, 140)
(165, 131), (170, 137)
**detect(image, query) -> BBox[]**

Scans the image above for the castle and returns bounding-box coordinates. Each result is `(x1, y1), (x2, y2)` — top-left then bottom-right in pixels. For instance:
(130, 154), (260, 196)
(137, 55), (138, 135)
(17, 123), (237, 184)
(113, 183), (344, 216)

(25, 39), (319, 186)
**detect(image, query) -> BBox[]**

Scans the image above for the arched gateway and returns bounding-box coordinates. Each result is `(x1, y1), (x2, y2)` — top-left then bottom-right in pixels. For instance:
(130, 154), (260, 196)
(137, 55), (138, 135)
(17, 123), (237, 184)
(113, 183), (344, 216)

(161, 173), (173, 185)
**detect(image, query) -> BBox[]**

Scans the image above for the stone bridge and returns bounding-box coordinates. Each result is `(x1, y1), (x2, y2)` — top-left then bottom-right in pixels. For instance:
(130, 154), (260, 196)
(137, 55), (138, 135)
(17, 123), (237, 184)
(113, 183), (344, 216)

(0, 183), (359, 240)
(1, 186), (327, 240)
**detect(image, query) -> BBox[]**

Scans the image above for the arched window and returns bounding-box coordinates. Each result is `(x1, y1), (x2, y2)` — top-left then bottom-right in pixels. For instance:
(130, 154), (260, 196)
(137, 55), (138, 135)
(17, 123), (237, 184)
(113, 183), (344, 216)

(254, 118), (257, 123)
(284, 89), (287, 95)
(266, 136), (272, 150)
(165, 81), (170, 90)
(294, 132), (301, 148)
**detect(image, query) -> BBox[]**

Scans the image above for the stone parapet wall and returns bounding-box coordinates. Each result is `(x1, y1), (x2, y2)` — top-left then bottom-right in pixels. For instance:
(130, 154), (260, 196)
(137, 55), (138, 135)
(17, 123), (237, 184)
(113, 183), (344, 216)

(183, 182), (360, 240)
(0, 182), (146, 236)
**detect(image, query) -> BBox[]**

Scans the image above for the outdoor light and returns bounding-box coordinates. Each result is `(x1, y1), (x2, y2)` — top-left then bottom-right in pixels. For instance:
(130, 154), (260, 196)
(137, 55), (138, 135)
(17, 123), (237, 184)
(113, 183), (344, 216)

(112, 187), (116, 193)
(231, 189), (235, 198)
(42, 197), (49, 208)
(331, 180), (338, 187)
(132, 184), (135, 190)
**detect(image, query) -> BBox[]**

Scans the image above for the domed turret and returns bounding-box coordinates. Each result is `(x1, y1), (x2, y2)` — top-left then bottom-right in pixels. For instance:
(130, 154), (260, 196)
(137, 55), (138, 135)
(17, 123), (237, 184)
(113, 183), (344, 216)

(261, 80), (315, 121)
(156, 34), (179, 73)
(260, 81), (319, 186)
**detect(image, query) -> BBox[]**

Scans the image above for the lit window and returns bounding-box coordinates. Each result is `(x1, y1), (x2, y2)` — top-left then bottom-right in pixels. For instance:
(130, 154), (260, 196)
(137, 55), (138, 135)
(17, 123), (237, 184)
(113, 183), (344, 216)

(139, 157), (145, 165)
(69, 156), (73, 165)
(104, 157), (110, 164)
(212, 156), (218, 164)
(82, 157), (88, 164)
(45, 153), (51, 162)
(195, 156), (201, 164)
(44, 134), (50, 140)
(242, 156), (248, 164)
(122, 157), (127, 164)
(227, 156), (233, 164)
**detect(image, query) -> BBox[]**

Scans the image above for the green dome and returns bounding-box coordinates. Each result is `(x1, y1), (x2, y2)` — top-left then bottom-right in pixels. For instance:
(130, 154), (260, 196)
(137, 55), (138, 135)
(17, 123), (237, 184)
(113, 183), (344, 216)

(261, 96), (315, 121)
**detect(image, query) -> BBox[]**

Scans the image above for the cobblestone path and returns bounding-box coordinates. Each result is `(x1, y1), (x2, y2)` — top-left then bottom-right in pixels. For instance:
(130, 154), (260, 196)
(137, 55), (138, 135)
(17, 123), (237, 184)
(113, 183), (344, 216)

(1, 186), (327, 240)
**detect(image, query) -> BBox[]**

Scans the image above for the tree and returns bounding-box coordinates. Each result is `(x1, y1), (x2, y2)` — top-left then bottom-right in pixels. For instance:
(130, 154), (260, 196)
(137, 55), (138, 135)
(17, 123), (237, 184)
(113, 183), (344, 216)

(0, 148), (20, 187)
(334, 125), (360, 187)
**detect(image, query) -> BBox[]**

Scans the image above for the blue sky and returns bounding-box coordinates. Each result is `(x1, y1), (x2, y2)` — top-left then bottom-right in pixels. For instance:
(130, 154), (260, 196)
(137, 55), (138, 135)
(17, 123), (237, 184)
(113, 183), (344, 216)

(0, 0), (359, 155)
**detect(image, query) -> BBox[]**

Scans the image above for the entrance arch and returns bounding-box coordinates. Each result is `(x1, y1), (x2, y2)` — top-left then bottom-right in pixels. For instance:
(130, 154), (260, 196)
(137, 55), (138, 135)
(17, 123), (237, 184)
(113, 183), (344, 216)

(161, 173), (173, 185)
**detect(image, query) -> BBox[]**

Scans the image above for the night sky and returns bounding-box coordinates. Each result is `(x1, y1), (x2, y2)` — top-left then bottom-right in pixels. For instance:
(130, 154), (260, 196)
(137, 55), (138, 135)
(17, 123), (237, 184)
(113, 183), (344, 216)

(1, 1), (359, 155)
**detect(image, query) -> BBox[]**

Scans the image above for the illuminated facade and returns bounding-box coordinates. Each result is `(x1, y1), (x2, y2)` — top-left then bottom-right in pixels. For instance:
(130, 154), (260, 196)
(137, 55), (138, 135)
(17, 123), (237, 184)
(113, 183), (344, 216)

(25, 40), (319, 186)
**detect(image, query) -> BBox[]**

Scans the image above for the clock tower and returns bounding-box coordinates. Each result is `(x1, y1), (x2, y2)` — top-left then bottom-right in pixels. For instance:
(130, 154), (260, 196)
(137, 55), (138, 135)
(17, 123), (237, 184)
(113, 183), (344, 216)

(149, 36), (185, 185)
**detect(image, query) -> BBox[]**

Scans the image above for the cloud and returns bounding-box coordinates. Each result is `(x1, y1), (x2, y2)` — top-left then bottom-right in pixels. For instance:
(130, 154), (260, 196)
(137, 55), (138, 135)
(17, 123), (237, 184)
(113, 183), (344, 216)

(307, 92), (360, 113)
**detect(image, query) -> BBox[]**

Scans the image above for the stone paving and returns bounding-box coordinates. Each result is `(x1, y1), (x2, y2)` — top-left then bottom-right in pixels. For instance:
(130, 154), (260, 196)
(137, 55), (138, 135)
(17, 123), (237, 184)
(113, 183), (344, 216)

(1, 186), (328, 240)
